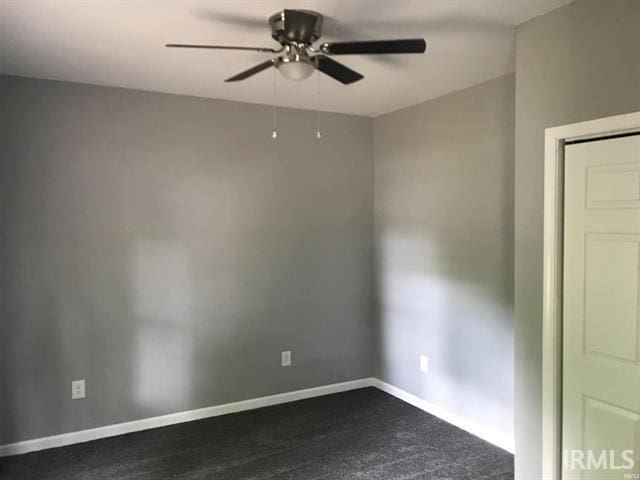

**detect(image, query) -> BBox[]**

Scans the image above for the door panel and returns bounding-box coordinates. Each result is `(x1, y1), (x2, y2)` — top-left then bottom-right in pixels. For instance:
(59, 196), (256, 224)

(563, 135), (640, 480)
(587, 163), (640, 207)
(584, 234), (639, 363)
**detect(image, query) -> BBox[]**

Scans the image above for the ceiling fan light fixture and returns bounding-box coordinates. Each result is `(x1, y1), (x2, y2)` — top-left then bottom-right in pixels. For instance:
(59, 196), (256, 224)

(276, 57), (315, 81)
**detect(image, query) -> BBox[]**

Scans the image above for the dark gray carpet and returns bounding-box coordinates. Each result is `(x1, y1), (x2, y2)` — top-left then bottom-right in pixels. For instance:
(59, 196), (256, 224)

(0, 387), (513, 480)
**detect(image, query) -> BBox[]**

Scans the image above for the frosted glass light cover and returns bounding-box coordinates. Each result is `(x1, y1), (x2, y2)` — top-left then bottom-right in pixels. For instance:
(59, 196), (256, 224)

(277, 60), (315, 81)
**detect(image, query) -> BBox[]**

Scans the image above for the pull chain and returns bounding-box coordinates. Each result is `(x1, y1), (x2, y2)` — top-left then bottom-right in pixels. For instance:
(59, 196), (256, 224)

(315, 68), (322, 139)
(272, 67), (278, 139)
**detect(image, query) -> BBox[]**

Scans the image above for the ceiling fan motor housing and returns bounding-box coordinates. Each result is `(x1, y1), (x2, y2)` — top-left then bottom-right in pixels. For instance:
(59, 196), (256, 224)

(268, 9), (324, 46)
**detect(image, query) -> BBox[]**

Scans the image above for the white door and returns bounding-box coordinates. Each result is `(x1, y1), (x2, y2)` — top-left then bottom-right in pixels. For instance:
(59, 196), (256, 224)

(563, 134), (640, 479)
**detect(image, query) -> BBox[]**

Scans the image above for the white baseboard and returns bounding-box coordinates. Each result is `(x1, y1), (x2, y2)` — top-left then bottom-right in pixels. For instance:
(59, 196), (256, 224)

(0, 378), (375, 457)
(0, 377), (514, 457)
(372, 379), (515, 453)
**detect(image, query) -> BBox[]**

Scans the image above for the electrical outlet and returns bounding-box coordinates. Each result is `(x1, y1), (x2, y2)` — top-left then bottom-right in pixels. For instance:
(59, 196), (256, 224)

(72, 379), (85, 399)
(281, 350), (291, 367)
(419, 355), (429, 373)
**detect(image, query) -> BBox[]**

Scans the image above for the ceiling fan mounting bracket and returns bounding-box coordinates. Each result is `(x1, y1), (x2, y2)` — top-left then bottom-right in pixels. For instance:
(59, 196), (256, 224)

(268, 10), (324, 46)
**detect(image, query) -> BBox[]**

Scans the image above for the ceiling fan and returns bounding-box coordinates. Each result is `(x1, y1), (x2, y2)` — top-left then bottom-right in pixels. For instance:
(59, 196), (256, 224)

(166, 9), (427, 85)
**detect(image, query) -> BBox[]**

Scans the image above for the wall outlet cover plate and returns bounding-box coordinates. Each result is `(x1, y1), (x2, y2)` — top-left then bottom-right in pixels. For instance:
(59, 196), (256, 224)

(281, 351), (292, 367)
(72, 379), (85, 399)
(420, 355), (429, 373)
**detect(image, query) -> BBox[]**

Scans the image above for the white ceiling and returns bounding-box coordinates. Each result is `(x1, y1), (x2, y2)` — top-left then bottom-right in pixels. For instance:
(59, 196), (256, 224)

(0, 0), (570, 117)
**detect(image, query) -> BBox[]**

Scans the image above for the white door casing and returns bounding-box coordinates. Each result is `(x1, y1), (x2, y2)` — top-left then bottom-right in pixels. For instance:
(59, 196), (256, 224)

(542, 111), (640, 480)
(562, 135), (640, 479)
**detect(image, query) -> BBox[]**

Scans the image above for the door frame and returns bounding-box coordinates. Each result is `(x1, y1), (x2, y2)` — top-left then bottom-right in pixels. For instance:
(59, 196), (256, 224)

(542, 111), (640, 480)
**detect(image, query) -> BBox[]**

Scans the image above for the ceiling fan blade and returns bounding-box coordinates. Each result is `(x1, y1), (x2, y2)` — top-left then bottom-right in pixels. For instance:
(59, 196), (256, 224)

(166, 44), (279, 53)
(320, 38), (426, 55)
(315, 55), (363, 85)
(225, 59), (275, 82)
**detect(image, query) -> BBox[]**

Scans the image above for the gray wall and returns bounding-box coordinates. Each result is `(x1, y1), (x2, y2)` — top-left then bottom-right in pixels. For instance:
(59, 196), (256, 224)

(514, 0), (640, 478)
(373, 74), (515, 443)
(0, 75), (374, 445)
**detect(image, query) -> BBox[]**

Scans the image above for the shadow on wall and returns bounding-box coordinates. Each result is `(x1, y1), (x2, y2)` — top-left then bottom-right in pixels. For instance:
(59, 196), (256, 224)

(0, 222), (140, 445)
(0, 249), (70, 445)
